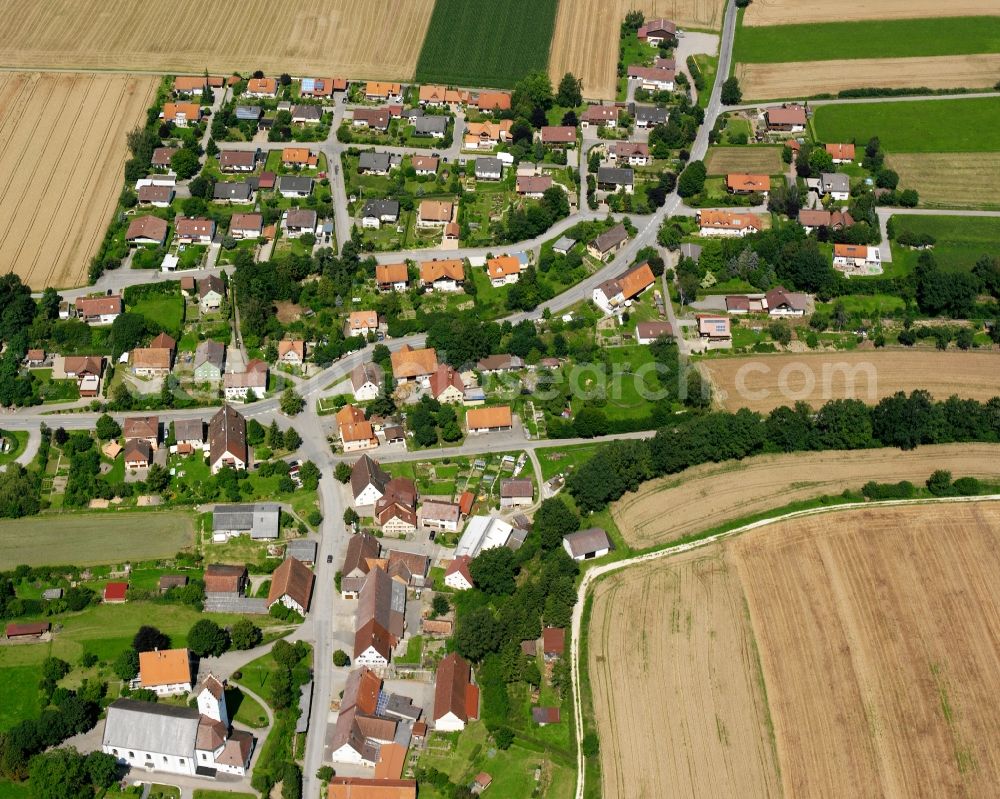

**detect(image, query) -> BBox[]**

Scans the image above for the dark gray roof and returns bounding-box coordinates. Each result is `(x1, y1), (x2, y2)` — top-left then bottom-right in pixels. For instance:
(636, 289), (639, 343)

(563, 527), (612, 557)
(362, 199), (400, 219)
(102, 699), (199, 758)
(634, 105), (669, 124)
(403, 107), (424, 120)
(195, 339), (225, 371)
(235, 106), (262, 120)
(680, 243), (702, 261)
(291, 105), (322, 121)
(213, 503), (280, 539)
(359, 152), (392, 172)
(287, 538), (318, 563)
(214, 182), (253, 200)
(174, 418), (204, 442)
(820, 172), (850, 193)
(278, 175), (314, 194)
(414, 116), (448, 135)
(597, 166), (634, 185)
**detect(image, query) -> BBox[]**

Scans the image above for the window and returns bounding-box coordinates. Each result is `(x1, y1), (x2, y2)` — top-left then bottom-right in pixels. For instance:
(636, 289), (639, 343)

(201, 753), (207, 760)
(112, 749), (119, 756)
(163, 756), (168, 762)
(179, 759), (185, 765)
(128, 752), (134, 758)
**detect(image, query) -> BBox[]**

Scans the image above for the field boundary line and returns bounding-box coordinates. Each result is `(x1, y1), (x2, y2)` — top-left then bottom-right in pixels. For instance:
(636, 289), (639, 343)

(570, 493), (1000, 799)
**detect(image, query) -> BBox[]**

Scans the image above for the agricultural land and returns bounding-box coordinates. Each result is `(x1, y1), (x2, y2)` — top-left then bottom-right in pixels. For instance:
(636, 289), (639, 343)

(0, 71), (157, 289)
(742, 0), (1000, 27)
(0, 0), (435, 79)
(415, 0), (559, 88)
(610, 443), (1000, 548)
(889, 215), (1000, 269)
(887, 154), (1000, 209)
(704, 146), (783, 175)
(700, 351), (1000, 414)
(549, 0), (726, 100)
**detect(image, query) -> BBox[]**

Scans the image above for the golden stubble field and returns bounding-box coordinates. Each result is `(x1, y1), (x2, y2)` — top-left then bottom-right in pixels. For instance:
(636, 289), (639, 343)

(549, 0), (726, 101)
(700, 350), (1000, 414)
(589, 548), (781, 799)
(743, 0), (1000, 26)
(0, 0), (434, 79)
(611, 443), (1000, 547)
(737, 54), (1000, 101)
(889, 153), (1000, 209)
(705, 146), (783, 175)
(591, 501), (1000, 798)
(0, 71), (157, 289)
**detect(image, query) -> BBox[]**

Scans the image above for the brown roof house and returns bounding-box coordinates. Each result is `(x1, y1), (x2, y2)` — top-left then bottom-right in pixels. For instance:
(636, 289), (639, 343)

(428, 364), (465, 404)
(209, 404), (247, 474)
(500, 478), (533, 508)
(267, 557), (314, 615)
(130, 346), (172, 377)
(765, 104), (807, 132)
(592, 261), (655, 315)
(417, 200), (454, 227)
(123, 415), (159, 448)
(174, 216), (216, 244)
(340, 531), (382, 598)
(390, 345), (438, 384)
(75, 296), (123, 325)
(635, 320), (673, 344)
(434, 653), (479, 732)
(337, 404), (378, 453)
(354, 567), (407, 667)
(204, 564), (249, 596)
(350, 454), (391, 507)
(587, 223), (629, 261)
(540, 126), (577, 147)
(125, 215), (168, 246)
(420, 259), (465, 292)
(124, 438), (152, 470)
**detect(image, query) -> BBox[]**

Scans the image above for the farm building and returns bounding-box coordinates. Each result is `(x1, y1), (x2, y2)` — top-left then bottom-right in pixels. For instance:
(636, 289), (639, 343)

(212, 503), (280, 542)
(267, 557), (315, 616)
(466, 406), (513, 434)
(5, 621), (51, 640)
(434, 653), (479, 732)
(455, 516), (513, 559)
(563, 528), (613, 561)
(444, 556), (474, 591)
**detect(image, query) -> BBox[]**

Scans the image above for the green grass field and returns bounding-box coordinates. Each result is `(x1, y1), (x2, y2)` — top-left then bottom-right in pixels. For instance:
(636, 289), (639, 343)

(415, 0), (558, 88)
(812, 99), (1000, 153)
(734, 17), (1000, 63)
(890, 214), (1000, 274)
(0, 511), (196, 569)
(226, 686), (269, 728)
(0, 430), (28, 465)
(130, 293), (185, 334)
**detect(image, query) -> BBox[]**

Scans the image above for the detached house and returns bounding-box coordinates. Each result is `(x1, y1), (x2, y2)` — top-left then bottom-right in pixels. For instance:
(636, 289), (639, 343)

(429, 364), (465, 404)
(282, 147), (318, 168)
(580, 105), (619, 129)
(209, 404), (248, 474)
(627, 64), (675, 92)
(486, 255), (521, 287)
(284, 208), (318, 238)
(434, 654), (479, 732)
(587, 223), (629, 260)
(199, 275), (226, 312)
(219, 150), (259, 172)
(175, 217), (215, 245)
(833, 243), (881, 272)
(365, 81), (403, 103)
(697, 210), (763, 237)
(826, 143), (855, 163)
(540, 126), (577, 148)
(126, 216), (168, 246)
(390, 345), (438, 384)
(230, 213), (263, 240)
(358, 151), (392, 175)
(592, 262), (655, 315)
(634, 105), (669, 128)
(352, 108), (391, 131)
(698, 314), (732, 342)
(420, 259), (465, 291)
(278, 340), (305, 366)
(277, 176), (313, 198)
(350, 456), (391, 507)
(213, 181), (254, 204)
(597, 166), (634, 194)
(162, 102), (201, 127)
(609, 141), (650, 166)
(351, 362), (384, 402)
(765, 104), (807, 132)
(245, 77), (277, 98)
(138, 184), (174, 208)
(819, 172), (850, 201)
(412, 155), (439, 175)
(375, 262), (409, 292)
(475, 157), (503, 181)
(291, 105), (323, 124)
(418, 200), (454, 227)
(516, 175), (553, 198)
(726, 173), (770, 196)
(476, 91), (511, 111)
(414, 116), (448, 139)
(130, 347), (172, 377)
(361, 199), (400, 230)
(637, 17), (677, 45)
(464, 120), (512, 150)
(348, 310), (379, 338)
(194, 339), (225, 382)
(124, 415), (159, 450)
(798, 208), (853, 233)
(224, 362), (268, 401)
(76, 295), (123, 325)
(765, 286), (809, 317)
(267, 557), (314, 616)
(124, 439), (152, 470)
(337, 404), (378, 452)
(466, 405), (513, 434)
(139, 648), (192, 696)
(444, 556), (474, 590)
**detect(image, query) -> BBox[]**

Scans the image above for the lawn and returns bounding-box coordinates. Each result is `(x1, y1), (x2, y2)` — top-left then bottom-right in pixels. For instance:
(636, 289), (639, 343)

(536, 443), (602, 481)
(235, 647), (311, 704)
(693, 54), (718, 109)
(811, 98), (1000, 153)
(819, 294), (907, 317)
(192, 792), (256, 799)
(36, 370), (80, 403)
(889, 214), (1000, 274)
(734, 16), (1000, 63)
(415, 0), (558, 88)
(0, 511), (196, 569)
(226, 685), (269, 728)
(130, 292), (185, 334)
(0, 430), (28, 465)
(0, 666), (42, 731)
(0, 782), (31, 799)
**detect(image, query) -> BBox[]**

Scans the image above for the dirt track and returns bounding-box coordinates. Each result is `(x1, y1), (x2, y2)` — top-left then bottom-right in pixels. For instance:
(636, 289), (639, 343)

(589, 549), (781, 799)
(889, 153), (1000, 209)
(734, 502), (1000, 797)
(701, 350), (1000, 414)
(0, 0), (434, 79)
(737, 54), (1000, 100)
(744, 0), (1000, 26)
(612, 444), (1000, 547)
(0, 71), (156, 289)
(549, 0), (726, 101)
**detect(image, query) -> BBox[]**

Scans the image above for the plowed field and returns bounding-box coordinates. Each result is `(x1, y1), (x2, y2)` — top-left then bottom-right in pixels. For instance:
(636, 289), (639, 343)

(744, 0), (1000, 26)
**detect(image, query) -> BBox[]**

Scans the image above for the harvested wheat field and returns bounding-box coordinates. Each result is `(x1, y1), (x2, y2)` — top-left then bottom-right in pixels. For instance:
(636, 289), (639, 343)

(705, 146), (783, 175)
(888, 153), (1000, 209)
(737, 54), (1000, 100)
(612, 443), (1000, 547)
(589, 548), (781, 799)
(701, 350), (1000, 414)
(0, 71), (156, 289)
(744, 0), (1000, 26)
(0, 0), (434, 79)
(733, 502), (1000, 797)
(550, 0), (725, 101)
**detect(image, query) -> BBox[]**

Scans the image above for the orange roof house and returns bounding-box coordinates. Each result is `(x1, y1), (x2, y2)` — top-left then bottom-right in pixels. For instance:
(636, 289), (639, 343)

(697, 210), (763, 235)
(348, 310), (379, 334)
(376, 262), (409, 289)
(420, 259), (465, 285)
(726, 174), (771, 193)
(173, 76), (207, 93)
(163, 102), (201, 124)
(390, 345), (438, 381)
(825, 142), (856, 162)
(365, 81), (402, 99)
(278, 340), (305, 363)
(328, 778), (416, 799)
(433, 653), (479, 731)
(466, 405), (513, 432)
(486, 255), (521, 281)
(246, 77), (278, 95)
(477, 91), (511, 111)
(282, 147), (318, 167)
(418, 200), (454, 224)
(139, 648), (192, 692)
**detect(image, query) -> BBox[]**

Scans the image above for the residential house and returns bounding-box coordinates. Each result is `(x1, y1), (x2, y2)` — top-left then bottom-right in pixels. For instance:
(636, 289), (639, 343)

(123, 416), (159, 448)
(194, 339), (225, 382)
(826, 143), (855, 163)
(213, 182), (254, 203)
(282, 147), (318, 168)
(284, 208), (318, 238)
(635, 320), (673, 344)
(463, 120), (512, 150)
(833, 243), (881, 272)
(419, 85), (469, 107)
(417, 200), (454, 227)
(444, 556), (474, 590)
(637, 17), (677, 45)
(434, 653), (479, 732)
(268, 557), (314, 615)
(358, 151), (392, 174)
(596, 166), (634, 194)
(63, 356), (104, 398)
(300, 77), (340, 97)
(476, 354), (524, 374)
(365, 82), (403, 103)
(278, 340), (305, 366)
(130, 347), (172, 377)
(24, 349), (45, 367)
(352, 108), (390, 131)
(354, 567), (406, 667)
(277, 176), (313, 198)
(466, 406), (513, 434)
(219, 150), (259, 172)
(350, 456), (390, 507)
(563, 528), (612, 561)
(540, 126), (577, 147)
(765, 286), (809, 316)
(351, 362), (384, 402)
(340, 532), (382, 598)
(139, 648), (192, 696)
(634, 105), (669, 128)
(609, 141), (650, 166)
(516, 175), (553, 198)
(420, 501), (463, 533)
(199, 275), (226, 312)
(475, 157), (503, 181)
(375, 496), (418, 536)
(697, 209), (763, 237)
(726, 173), (770, 196)
(230, 213), (263, 239)
(224, 364), (268, 401)
(420, 258), (465, 291)
(348, 310), (379, 338)
(444, 221), (460, 242)
(174, 419), (204, 449)
(151, 147), (177, 169)
(151, 331), (175, 355)
(162, 102), (201, 127)
(126, 216), (168, 246)
(726, 295), (752, 314)
(587, 223), (629, 260)
(592, 261), (655, 314)
(75, 296), (122, 325)
(208, 404), (247, 474)
(361, 199), (399, 229)
(175, 217), (215, 245)
(627, 64), (675, 92)
(245, 77), (277, 97)
(411, 155), (439, 175)
(328, 778), (416, 799)
(765, 104), (807, 132)
(375, 262), (409, 292)
(124, 439), (152, 470)
(138, 184), (174, 208)
(235, 105), (263, 123)
(798, 208), (854, 233)
(103, 582), (128, 603)
(697, 314), (732, 341)
(390, 345), (438, 383)
(580, 105), (619, 129)
(500, 479), (533, 508)
(337, 404), (378, 452)
(414, 116), (448, 139)
(486, 255), (521, 287)
(429, 364), (465, 404)
(476, 91), (511, 111)
(291, 105), (323, 124)
(819, 172), (850, 201)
